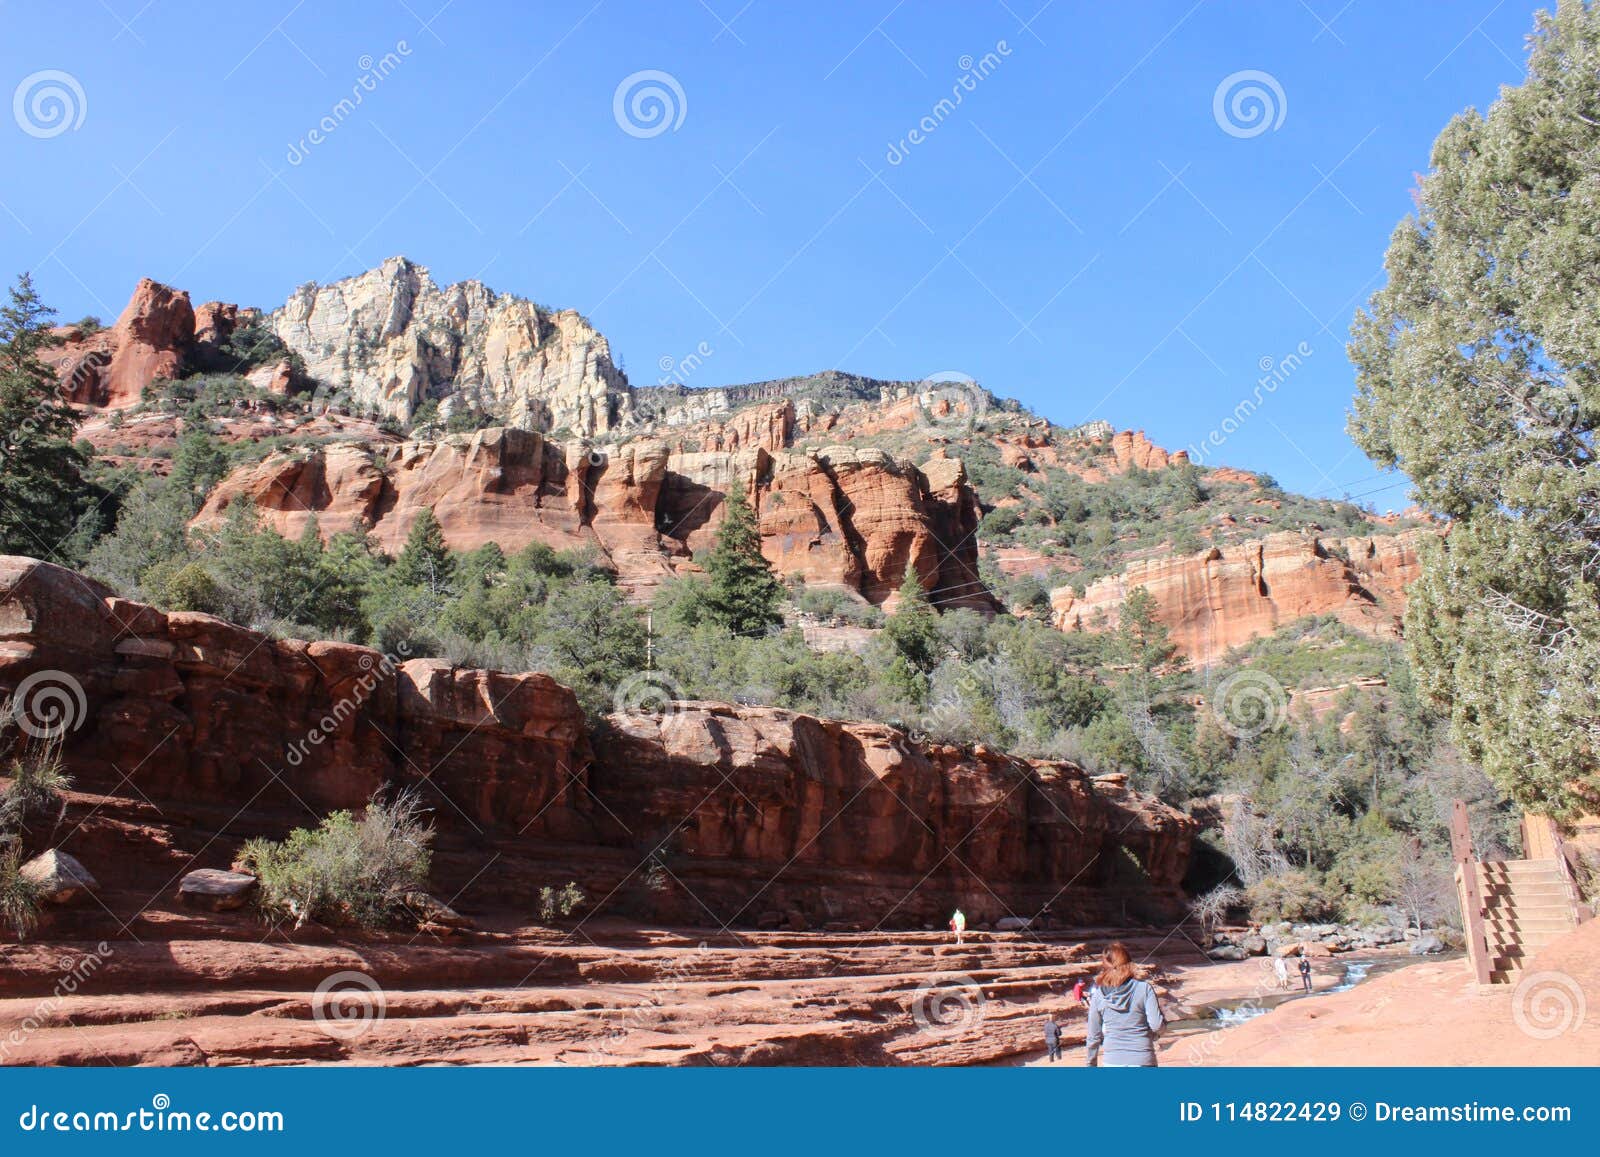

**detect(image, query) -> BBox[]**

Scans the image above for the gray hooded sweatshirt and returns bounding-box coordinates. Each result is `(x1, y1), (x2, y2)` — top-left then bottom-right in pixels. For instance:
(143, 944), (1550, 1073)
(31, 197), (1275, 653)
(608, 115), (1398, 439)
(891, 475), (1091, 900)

(1085, 978), (1164, 1067)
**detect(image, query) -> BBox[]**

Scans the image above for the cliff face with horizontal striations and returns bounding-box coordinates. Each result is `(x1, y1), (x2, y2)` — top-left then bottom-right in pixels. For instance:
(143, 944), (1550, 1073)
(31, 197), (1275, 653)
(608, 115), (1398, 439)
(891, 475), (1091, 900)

(1049, 530), (1428, 665)
(193, 404), (995, 611)
(0, 557), (1193, 926)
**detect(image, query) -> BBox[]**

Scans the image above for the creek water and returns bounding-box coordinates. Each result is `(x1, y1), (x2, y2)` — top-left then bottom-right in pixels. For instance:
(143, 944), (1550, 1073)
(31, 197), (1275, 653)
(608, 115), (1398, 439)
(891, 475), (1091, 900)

(1167, 953), (1436, 1036)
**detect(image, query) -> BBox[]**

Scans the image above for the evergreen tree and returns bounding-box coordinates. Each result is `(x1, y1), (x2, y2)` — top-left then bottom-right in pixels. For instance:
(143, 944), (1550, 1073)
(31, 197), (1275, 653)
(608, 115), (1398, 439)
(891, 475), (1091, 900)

(1348, 0), (1600, 814)
(168, 427), (230, 509)
(701, 479), (782, 635)
(884, 568), (942, 673)
(0, 275), (96, 560)
(393, 509), (455, 593)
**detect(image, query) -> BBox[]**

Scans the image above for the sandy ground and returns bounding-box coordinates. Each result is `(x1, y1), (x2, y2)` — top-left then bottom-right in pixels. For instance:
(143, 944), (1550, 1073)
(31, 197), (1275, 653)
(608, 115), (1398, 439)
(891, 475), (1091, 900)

(1163, 920), (1600, 1066)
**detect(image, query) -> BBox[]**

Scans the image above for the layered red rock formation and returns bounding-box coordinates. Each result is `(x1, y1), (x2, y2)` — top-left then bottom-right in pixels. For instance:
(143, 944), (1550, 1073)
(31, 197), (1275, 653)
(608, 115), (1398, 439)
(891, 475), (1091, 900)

(0, 557), (1193, 926)
(193, 410), (995, 610)
(1050, 530), (1427, 665)
(1109, 429), (1189, 473)
(45, 278), (197, 409)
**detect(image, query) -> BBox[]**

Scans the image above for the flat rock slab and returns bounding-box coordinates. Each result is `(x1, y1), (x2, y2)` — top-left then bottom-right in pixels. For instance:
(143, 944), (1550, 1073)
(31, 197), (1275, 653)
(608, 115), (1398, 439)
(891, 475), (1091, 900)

(178, 869), (258, 911)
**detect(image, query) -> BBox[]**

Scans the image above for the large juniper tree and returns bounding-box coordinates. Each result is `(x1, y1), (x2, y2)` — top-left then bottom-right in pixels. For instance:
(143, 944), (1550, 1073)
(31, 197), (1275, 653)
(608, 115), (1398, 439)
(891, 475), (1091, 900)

(1348, 0), (1600, 816)
(0, 275), (96, 561)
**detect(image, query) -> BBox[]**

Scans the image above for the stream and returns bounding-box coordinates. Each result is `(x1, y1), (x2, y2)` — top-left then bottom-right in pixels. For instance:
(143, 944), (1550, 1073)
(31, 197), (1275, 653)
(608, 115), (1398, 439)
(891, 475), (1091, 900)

(1166, 953), (1441, 1037)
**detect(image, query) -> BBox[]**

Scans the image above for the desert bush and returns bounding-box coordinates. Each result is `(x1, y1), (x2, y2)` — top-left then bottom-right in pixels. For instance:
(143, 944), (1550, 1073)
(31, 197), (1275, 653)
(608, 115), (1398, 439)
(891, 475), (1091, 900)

(0, 732), (72, 839)
(238, 790), (433, 930)
(538, 881), (585, 923)
(0, 846), (41, 940)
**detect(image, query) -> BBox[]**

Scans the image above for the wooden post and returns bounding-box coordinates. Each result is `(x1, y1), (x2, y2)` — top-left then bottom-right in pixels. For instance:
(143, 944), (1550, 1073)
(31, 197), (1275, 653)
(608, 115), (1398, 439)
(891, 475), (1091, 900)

(1451, 800), (1493, 985)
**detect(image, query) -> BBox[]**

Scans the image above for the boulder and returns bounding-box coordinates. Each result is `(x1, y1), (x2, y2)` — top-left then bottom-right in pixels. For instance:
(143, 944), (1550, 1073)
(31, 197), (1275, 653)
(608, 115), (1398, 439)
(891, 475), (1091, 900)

(177, 869), (258, 912)
(1208, 944), (1250, 961)
(403, 892), (474, 930)
(20, 850), (97, 904)
(1409, 933), (1445, 955)
(995, 916), (1032, 932)
(1240, 933), (1268, 956)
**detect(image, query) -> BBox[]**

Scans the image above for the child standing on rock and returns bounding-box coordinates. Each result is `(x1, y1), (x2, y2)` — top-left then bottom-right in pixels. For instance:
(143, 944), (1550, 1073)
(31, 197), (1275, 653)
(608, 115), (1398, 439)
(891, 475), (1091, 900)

(1043, 1016), (1062, 1062)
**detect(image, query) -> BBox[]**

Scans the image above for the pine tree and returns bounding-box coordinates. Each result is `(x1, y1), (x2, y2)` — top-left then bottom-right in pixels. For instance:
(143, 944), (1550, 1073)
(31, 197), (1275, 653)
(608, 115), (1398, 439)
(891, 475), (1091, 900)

(0, 275), (96, 560)
(702, 479), (782, 635)
(1348, 1), (1600, 814)
(393, 509), (455, 593)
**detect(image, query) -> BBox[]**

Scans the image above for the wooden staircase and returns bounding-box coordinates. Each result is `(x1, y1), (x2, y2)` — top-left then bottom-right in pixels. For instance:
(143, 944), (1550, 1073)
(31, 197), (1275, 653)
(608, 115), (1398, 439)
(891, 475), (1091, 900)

(1453, 802), (1588, 985)
(1478, 859), (1579, 983)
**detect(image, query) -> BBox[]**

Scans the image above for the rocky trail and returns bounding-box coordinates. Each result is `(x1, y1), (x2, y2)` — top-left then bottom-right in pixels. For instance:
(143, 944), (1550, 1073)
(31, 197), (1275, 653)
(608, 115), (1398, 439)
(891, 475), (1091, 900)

(1, 910), (1211, 1067)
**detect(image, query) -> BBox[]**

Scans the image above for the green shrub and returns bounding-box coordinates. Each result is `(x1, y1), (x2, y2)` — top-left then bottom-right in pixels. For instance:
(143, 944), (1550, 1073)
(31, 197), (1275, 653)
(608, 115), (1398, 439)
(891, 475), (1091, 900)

(0, 737), (72, 837)
(1245, 870), (1342, 924)
(538, 882), (585, 923)
(0, 847), (41, 940)
(238, 790), (433, 930)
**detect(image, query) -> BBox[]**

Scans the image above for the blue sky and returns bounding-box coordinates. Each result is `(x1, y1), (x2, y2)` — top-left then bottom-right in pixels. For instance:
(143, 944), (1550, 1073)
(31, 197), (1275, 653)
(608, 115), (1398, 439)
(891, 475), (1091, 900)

(0, 1), (1538, 502)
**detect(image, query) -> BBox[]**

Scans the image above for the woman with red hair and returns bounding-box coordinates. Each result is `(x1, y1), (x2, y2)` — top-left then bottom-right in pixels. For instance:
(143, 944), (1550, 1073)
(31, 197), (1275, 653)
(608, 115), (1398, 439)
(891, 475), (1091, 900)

(1084, 941), (1164, 1067)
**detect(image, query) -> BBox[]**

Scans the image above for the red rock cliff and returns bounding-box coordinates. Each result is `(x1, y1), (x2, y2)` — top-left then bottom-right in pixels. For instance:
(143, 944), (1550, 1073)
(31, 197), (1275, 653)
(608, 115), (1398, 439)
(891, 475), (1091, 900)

(0, 557), (1192, 926)
(194, 409), (995, 611)
(1049, 530), (1427, 665)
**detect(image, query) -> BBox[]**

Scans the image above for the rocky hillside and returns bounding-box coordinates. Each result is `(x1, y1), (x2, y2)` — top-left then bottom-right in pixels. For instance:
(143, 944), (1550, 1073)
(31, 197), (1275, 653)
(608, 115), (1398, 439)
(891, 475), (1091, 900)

(54, 263), (1428, 656)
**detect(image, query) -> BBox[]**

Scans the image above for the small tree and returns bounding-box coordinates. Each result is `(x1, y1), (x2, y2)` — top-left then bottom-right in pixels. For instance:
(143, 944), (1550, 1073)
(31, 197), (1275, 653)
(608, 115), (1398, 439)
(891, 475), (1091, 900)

(0, 274), (97, 561)
(702, 479), (782, 635)
(884, 568), (941, 672)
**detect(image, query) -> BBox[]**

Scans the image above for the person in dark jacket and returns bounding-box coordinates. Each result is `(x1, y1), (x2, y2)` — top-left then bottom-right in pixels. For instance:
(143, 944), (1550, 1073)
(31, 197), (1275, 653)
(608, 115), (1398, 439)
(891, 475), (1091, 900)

(1043, 1016), (1062, 1062)
(1298, 952), (1313, 993)
(1085, 941), (1164, 1067)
